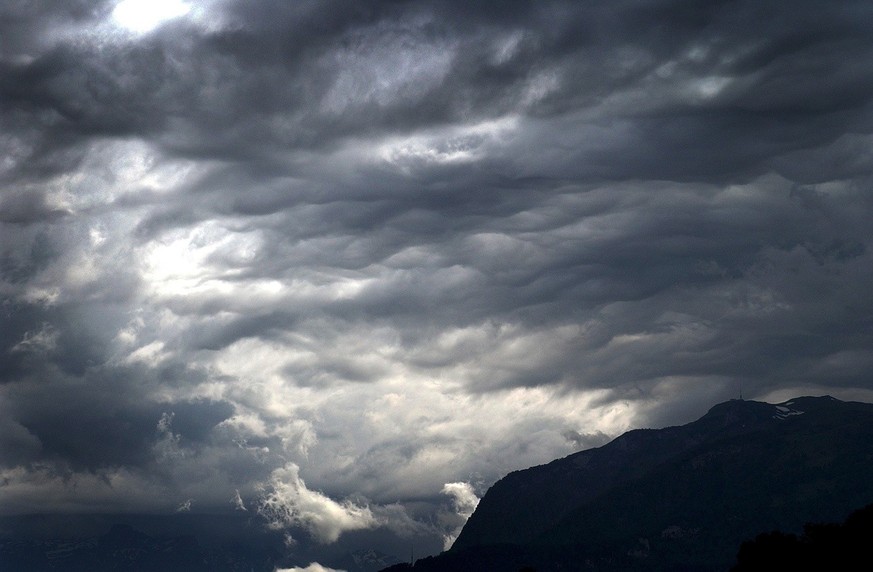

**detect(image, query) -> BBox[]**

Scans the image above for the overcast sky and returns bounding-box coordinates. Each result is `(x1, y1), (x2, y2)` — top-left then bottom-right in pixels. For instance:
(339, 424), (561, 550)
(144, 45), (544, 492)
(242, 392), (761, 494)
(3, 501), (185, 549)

(3, 0), (873, 565)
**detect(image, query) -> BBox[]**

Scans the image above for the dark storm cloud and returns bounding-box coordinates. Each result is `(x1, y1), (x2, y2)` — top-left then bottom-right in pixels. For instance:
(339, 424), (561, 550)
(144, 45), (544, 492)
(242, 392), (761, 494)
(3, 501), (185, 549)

(0, 190), (69, 224)
(4, 0), (868, 393)
(0, 1), (107, 53)
(6, 373), (233, 471)
(0, 299), (233, 472)
(158, 173), (871, 393)
(3, 0), (867, 188)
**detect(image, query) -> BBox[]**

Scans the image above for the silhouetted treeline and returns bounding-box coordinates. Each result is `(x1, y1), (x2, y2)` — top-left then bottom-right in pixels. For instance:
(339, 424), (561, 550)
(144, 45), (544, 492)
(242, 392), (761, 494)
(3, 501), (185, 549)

(732, 504), (873, 571)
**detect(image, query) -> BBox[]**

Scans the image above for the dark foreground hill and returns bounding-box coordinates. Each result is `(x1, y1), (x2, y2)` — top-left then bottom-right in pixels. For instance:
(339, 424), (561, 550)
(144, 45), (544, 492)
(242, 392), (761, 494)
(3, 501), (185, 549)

(384, 396), (873, 571)
(732, 503), (873, 571)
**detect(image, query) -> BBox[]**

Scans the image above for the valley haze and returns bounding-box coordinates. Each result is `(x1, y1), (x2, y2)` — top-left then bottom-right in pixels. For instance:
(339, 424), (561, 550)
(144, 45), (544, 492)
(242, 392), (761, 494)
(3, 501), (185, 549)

(2, 0), (873, 570)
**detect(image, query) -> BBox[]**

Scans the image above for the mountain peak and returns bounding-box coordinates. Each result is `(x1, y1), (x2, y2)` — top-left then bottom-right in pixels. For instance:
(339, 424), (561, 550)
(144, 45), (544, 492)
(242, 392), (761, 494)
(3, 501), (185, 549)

(426, 395), (873, 572)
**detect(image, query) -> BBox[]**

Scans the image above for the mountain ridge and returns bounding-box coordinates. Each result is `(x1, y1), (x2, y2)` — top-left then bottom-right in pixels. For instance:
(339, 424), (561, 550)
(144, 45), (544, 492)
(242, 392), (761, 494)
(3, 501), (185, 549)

(389, 395), (873, 571)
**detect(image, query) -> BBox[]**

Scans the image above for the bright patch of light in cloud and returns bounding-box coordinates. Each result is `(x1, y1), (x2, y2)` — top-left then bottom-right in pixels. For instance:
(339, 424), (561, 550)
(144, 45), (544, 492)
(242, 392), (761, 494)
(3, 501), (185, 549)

(257, 462), (377, 544)
(376, 116), (519, 168)
(440, 482), (480, 550)
(111, 0), (191, 34)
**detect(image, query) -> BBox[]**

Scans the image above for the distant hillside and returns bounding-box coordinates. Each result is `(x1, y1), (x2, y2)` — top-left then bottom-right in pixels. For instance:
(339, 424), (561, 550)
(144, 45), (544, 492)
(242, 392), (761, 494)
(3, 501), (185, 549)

(333, 548), (403, 572)
(0, 516), (284, 572)
(0, 514), (401, 572)
(385, 396), (873, 571)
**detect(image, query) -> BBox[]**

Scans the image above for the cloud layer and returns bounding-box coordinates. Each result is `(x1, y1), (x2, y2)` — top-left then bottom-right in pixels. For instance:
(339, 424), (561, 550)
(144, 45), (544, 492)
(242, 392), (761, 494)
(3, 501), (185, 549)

(2, 0), (873, 562)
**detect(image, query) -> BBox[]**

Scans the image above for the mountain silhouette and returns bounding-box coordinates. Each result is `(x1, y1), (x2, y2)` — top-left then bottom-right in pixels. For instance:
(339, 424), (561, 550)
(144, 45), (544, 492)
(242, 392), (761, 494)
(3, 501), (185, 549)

(384, 396), (873, 571)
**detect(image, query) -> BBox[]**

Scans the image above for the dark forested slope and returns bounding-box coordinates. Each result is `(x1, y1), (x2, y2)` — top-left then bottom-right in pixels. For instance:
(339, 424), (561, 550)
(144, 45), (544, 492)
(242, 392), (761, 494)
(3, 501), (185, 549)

(388, 396), (873, 571)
